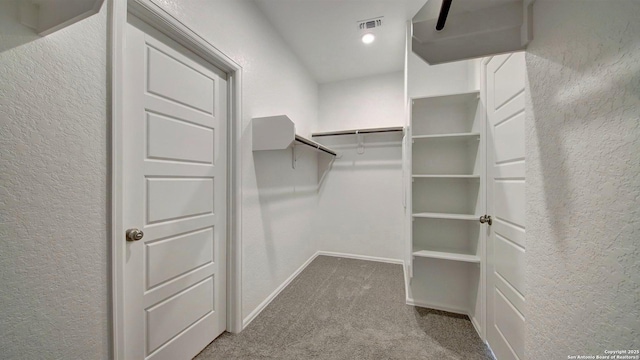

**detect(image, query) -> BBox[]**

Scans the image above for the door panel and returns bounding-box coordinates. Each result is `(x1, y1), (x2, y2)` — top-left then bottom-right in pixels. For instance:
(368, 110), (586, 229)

(146, 178), (214, 223)
(494, 289), (525, 359)
(146, 278), (214, 353)
(494, 181), (525, 226)
(494, 235), (525, 294)
(486, 52), (526, 360)
(146, 113), (215, 164)
(146, 46), (216, 114)
(146, 228), (214, 289)
(493, 112), (525, 163)
(123, 16), (227, 360)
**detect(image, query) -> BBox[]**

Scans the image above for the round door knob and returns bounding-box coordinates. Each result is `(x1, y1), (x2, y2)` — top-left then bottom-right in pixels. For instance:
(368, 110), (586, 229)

(126, 228), (144, 241)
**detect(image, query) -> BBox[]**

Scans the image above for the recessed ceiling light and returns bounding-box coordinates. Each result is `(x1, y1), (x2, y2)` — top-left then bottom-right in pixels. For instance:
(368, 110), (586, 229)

(361, 33), (375, 44)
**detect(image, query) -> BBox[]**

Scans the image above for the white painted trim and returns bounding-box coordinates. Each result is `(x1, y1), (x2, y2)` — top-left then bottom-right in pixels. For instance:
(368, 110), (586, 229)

(316, 251), (404, 265)
(471, 316), (483, 341)
(111, 0), (244, 357)
(479, 56), (491, 343)
(243, 252), (319, 328)
(110, 0), (127, 358)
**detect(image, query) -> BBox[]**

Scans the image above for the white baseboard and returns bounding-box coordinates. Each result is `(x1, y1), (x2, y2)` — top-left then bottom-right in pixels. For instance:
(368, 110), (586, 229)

(242, 251), (404, 330)
(316, 251), (404, 265)
(470, 315), (483, 340)
(242, 252), (319, 328)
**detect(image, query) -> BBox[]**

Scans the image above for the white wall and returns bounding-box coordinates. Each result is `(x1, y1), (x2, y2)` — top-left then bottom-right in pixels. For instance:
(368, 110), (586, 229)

(0, 2), (110, 359)
(150, 0), (321, 320)
(317, 71), (404, 132)
(526, 1), (640, 357)
(315, 72), (405, 261)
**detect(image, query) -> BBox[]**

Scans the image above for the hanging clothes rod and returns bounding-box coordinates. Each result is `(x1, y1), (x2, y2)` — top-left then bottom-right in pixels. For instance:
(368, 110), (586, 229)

(436, 0), (453, 31)
(311, 126), (404, 138)
(294, 135), (337, 156)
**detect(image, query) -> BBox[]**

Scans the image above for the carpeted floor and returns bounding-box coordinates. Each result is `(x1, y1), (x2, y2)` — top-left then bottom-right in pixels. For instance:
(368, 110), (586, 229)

(195, 255), (493, 360)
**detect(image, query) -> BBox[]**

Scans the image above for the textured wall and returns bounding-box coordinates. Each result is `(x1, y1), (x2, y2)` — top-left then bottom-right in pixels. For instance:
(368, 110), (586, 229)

(0, 2), (110, 359)
(315, 72), (405, 261)
(150, 0), (320, 320)
(526, 1), (640, 357)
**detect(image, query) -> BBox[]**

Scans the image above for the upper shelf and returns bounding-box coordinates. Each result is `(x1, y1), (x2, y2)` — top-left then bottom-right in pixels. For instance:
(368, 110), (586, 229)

(20, 0), (105, 36)
(252, 115), (336, 156)
(412, 132), (480, 140)
(312, 126), (404, 138)
(411, 0), (534, 64)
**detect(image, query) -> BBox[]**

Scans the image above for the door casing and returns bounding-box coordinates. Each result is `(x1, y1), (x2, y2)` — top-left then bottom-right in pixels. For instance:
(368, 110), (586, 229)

(110, 0), (243, 358)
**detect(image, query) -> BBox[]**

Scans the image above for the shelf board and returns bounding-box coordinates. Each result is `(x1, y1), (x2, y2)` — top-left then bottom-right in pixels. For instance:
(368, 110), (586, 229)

(412, 212), (478, 221)
(19, 0), (105, 36)
(411, 90), (480, 102)
(312, 126), (404, 137)
(251, 115), (336, 156)
(412, 132), (480, 140)
(412, 250), (481, 263)
(412, 174), (480, 179)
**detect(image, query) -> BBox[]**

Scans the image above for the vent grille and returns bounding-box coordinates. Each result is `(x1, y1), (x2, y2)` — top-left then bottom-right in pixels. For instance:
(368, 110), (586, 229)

(357, 17), (383, 31)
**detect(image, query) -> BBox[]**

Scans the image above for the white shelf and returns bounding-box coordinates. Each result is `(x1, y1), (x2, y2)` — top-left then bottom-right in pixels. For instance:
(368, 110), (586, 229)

(19, 0), (105, 36)
(412, 212), (478, 221)
(412, 250), (480, 264)
(412, 90), (479, 102)
(312, 126), (404, 137)
(412, 175), (479, 179)
(412, 132), (480, 140)
(252, 115), (336, 156)
(412, 0), (532, 64)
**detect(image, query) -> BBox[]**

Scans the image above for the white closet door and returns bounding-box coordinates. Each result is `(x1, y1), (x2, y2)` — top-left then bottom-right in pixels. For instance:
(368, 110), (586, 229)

(122, 17), (227, 360)
(485, 52), (526, 360)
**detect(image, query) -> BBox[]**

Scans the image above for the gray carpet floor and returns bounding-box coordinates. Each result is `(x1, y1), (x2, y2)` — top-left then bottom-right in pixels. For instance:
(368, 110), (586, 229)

(195, 256), (493, 360)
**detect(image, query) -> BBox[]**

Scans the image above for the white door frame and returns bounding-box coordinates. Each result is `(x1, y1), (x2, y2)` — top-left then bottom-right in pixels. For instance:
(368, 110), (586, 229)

(110, 0), (243, 358)
(481, 55), (492, 344)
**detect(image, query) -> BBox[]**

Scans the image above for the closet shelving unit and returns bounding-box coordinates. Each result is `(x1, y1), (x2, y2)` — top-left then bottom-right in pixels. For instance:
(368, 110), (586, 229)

(408, 90), (484, 330)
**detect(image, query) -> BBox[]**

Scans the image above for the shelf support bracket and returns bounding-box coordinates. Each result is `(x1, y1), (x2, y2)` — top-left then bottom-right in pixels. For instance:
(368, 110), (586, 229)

(356, 131), (365, 155)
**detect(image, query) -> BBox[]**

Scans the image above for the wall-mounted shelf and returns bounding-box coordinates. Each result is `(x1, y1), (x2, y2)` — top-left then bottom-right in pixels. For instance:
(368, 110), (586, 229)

(412, 212), (478, 221)
(19, 0), (105, 36)
(412, 175), (480, 179)
(412, 132), (480, 140)
(252, 115), (336, 156)
(411, 0), (533, 64)
(312, 126), (404, 137)
(413, 250), (480, 263)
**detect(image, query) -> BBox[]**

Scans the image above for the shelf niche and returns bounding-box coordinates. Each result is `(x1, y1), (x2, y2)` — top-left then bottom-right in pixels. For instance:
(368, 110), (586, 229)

(408, 88), (484, 330)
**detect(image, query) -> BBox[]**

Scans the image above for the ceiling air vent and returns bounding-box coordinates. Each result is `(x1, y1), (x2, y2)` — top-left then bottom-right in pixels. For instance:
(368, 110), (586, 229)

(358, 17), (383, 31)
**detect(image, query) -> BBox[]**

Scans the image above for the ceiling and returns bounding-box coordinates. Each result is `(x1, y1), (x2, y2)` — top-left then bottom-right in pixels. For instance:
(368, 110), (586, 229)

(253, 0), (427, 84)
